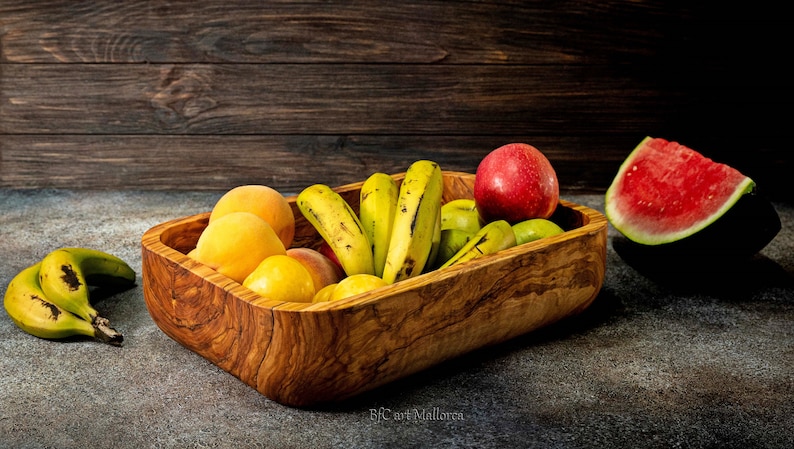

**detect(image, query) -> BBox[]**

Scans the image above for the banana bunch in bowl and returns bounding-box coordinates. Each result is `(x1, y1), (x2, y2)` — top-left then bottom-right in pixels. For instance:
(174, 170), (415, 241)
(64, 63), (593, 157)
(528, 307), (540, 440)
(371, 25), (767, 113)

(4, 248), (135, 345)
(297, 160), (444, 285)
(297, 160), (520, 289)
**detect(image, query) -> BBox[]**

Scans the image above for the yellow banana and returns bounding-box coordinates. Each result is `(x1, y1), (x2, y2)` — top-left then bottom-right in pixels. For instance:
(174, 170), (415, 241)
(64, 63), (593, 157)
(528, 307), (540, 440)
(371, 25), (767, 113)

(297, 184), (375, 276)
(439, 219), (517, 269)
(382, 160), (444, 284)
(423, 206), (442, 273)
(38, 247), (136, 324)
(359, 172), (399, 277)
(4, 263), (123, 345)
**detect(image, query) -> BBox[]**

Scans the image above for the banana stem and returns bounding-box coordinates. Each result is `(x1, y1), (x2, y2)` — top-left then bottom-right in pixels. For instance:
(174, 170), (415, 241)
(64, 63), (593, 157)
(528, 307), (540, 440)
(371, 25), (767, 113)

(92, 316), (123, 346)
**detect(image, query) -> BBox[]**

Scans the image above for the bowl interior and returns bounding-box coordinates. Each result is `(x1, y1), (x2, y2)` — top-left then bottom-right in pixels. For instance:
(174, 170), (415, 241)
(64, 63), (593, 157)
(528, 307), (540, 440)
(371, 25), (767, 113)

(161, 171), (589, 255)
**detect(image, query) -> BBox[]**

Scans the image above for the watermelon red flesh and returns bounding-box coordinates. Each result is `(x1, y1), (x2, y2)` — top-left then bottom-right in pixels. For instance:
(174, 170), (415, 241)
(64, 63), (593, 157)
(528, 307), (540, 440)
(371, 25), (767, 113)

(605, 137), (755, 245)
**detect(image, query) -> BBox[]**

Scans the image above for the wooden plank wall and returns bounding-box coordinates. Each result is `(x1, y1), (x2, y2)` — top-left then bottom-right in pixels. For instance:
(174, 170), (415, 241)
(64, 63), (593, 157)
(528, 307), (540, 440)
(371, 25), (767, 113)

(1, 1), (790, 199)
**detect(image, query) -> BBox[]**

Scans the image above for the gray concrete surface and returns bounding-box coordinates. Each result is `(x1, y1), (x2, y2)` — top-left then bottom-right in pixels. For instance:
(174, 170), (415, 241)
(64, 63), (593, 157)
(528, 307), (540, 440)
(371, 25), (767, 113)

(1, 189), (792, 448)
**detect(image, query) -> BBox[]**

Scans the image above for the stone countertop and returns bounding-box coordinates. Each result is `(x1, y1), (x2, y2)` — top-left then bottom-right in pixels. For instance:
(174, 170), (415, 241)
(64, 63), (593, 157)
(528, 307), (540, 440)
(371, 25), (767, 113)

(1, 189), (792, 449)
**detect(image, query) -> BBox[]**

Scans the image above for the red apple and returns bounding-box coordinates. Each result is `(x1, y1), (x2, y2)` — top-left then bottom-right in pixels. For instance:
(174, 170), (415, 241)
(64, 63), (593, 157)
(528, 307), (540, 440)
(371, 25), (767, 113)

(473, 143), (559, 223)
(318, 240), (345, 274)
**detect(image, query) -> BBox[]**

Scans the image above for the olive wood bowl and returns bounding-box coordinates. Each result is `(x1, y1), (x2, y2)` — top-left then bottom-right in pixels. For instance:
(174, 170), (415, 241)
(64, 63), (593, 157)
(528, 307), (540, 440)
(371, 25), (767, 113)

(141, 171), (607, 407)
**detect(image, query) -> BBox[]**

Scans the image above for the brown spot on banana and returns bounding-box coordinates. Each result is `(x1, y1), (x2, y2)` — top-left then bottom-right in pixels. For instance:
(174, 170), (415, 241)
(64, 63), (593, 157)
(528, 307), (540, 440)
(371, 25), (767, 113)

(398, 257), (417, 278)
(339, 222), (356, 237)
(31, 294), (61, 320)
(408, 192), (426, 236)
(60, 264), (82, 291)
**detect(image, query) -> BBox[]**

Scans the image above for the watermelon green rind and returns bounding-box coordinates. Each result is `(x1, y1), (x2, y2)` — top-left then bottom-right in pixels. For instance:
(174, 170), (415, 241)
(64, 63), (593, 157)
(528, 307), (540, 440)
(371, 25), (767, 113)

(605, 136), (756, 245)
(612, 190), (780, 268)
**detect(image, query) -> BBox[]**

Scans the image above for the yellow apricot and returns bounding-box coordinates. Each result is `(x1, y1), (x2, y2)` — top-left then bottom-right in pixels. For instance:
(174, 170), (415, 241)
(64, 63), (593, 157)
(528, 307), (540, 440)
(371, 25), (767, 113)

(312, 283), (339, 303)
(209, 184), (296, 248)
(244, 255), (315, 303)
(190, 211), (286, 284)
(329, 274), (388, 302)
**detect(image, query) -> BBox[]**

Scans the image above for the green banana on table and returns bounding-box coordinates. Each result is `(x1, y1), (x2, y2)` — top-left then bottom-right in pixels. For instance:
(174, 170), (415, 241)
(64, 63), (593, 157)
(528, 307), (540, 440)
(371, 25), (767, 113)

(4, 247), (136, 345)
(4, 263), (99, 341)
(39, 247), (136, 323)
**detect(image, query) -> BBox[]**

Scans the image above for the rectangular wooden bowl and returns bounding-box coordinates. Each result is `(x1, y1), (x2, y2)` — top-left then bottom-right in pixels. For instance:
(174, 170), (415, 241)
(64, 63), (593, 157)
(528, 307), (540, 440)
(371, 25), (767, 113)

(141, 171), (607, 408)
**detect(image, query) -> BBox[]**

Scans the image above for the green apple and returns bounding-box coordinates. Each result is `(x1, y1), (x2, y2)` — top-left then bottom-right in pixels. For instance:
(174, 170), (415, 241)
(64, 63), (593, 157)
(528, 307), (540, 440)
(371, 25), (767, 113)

(441, 199), (484, 234)
(431, 228), (475, 269)
(512, 218), (564, 245)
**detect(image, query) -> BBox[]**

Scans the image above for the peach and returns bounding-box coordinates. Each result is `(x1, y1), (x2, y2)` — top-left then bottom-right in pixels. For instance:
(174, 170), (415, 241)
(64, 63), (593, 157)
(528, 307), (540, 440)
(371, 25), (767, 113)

(189, 211), (286, 284)
(209, 184), (296, 248)
(243, 255), (315, 303)
(286, 247), (344, 292)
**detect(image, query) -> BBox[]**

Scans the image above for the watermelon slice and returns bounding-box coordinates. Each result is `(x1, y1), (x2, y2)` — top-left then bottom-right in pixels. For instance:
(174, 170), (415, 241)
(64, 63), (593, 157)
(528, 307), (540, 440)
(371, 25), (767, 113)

(605, 136), (756, 245)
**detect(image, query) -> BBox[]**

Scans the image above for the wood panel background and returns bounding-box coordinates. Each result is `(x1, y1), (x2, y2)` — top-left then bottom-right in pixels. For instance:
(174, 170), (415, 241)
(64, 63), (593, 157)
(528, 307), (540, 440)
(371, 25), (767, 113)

(1, 1), (790, 200)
